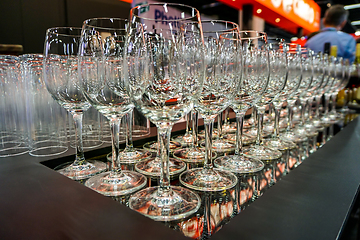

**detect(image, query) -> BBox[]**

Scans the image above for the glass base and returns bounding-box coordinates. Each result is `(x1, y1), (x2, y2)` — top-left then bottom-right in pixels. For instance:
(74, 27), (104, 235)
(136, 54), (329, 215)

(214, 154), (264, 174)
(129, 186), (201, 221)
(143, 140), (182, 153)
(56, 160), (108, 181)
(201, 139), (235, 153)
(172, 134), (202, 147)
(243, 145), (282, 161)
(263, 138), (296, 152)
(223, 133), (256, 146)
(295, 125), (318, 138)
(244, 128), (271, 138)
(222, 122), (237, 133)
(85, 170), (147, 196)
(135, 157), (186, 178)
(173, 147), (216, 163)
(106, 148), (152, 164)
(179, 167), (238, 192)
(280, 131), (308, 143)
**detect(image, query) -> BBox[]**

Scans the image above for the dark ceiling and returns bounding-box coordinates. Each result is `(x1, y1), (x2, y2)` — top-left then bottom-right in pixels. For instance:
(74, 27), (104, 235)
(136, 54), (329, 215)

(166, 0), (359, 35)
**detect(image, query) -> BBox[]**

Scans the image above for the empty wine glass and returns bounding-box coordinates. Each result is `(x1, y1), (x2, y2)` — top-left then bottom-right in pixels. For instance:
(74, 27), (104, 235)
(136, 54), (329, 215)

(173, 20), (240, 164)
(213, 31), (265, 177)
(240, 34), (283, 161)
(78, 18), (147, 196)
(179, 20), (239, 192)
(281, 47), (312, 144)
(125, 3), (203, 221)
(43, 27), (107, 180)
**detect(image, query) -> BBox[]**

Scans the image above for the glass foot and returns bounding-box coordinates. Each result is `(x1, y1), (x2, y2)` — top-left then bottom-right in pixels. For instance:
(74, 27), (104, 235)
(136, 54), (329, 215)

(129, 186), (201, 221)
(281, 131), (308, 143)
(85, 170), (147, 196)
(179, 167), (237, 192)
(135, 157), (186, 178)
(173, 147), (216, 163)
(106, 148), (152, 164)
(172, 134), (202, 147)
(56, 160), (108, 181)
(243, 145), (282, 161)
(200, 139), (235, 154)
(223, 133), (256, 146)
(263, 138), (296, 151)
(143, 140), (182, 153)
(214, 154), (264, 174)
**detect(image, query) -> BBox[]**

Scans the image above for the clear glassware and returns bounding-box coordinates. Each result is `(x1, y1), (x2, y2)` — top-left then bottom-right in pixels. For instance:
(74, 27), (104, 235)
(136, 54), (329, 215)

(280, 47), (312, 144)
(125, 3), (203, 221)
(43, 27), (107, 180)
(0, 55), (29, 157)
(327, 58), (351, 123)
(179, 21), (240, 192)
(78, 18), (147, 196)
(213, 31), (269, 175)
(263, 43), (303, 156)
(173, 20), (241, 163)
(293, 53), (327, 138)
(240, 35), (284, 161)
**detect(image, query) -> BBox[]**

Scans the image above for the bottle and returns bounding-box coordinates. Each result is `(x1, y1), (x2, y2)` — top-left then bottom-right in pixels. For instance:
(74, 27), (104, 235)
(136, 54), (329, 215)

(330, 45), (337, 57)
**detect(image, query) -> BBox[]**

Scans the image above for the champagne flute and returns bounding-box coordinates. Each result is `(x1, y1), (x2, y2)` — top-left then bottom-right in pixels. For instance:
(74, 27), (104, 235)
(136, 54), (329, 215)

(78, 18), (147, 196)
(179, 21), (239, 192)
(125, 3), (203, 221)
(43, 27), (107, 180)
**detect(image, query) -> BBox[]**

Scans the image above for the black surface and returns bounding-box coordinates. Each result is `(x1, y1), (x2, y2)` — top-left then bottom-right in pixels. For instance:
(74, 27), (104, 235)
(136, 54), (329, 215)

(212, 118), (360, 240)
(0, 118), (360, 239)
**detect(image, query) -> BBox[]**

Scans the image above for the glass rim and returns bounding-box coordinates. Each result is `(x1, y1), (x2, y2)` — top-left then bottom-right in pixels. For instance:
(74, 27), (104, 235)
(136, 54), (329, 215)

(238, 30), (267, 40)
(46, 27), (82, 37)
(130, 2), (200, 22)
(82, 17), (129, 31)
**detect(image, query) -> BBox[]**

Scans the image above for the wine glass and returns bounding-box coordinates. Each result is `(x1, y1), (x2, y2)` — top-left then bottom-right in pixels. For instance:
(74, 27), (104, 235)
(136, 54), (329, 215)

(173, 20), (240, 164)
(280, 47), (313, 144)
(262, 43), (303, 170)
(213, 31), (265, 180)
(240, 34), (283, 162)
(78, 18), (147, 196)
(125, 3), (203, 221)
(179, 21), (239, 192)
(43, 27), (107, 180)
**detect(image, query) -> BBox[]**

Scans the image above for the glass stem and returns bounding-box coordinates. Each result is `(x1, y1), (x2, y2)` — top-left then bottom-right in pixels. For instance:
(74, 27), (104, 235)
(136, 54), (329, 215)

(124, 110), (134, 152)
(255, 106), (265, 146)
(324, 94), (331, 116)
(273, 104), (282, 138)
(234, 112), (245, 156)
(204, 118), (215, 170)
(191, 110), (199, 148)
(300, 99), (307, 126)
(72, 112), (86, 166)
(157, 125), (173, 194)
(330, 92), (337, 114)
(110, 118), (122, 176)
(314, 95), (322, 119)
(217, 112), (223, 140)
(286, 103), (294, 132)
(224, 108), (230, 125)
(307, 97), (314, 122)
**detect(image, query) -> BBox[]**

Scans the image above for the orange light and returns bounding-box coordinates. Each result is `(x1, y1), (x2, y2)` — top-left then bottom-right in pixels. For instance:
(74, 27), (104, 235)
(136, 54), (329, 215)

(275, 18), (280, 23)
(256, 8), (262, 14)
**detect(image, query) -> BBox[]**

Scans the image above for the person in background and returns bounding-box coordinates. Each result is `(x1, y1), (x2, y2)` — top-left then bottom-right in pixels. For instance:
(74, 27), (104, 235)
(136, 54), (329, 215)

(305, 4), (356, 63)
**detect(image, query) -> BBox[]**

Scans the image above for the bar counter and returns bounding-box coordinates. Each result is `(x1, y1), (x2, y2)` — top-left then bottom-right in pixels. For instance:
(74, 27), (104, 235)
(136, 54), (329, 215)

(1, 117), (360, 240)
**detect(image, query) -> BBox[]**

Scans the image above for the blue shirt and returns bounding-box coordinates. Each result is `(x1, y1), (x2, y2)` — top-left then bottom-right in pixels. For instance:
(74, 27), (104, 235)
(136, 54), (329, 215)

(305, 27), (356, 63)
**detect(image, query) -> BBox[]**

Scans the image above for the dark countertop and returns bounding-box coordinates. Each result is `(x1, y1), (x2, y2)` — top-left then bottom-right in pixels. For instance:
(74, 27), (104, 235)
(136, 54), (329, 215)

(1, 117), (359, 240)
